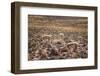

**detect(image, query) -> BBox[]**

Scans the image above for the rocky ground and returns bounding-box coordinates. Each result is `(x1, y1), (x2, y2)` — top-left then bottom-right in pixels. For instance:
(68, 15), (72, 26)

(28, 27), (88, 61)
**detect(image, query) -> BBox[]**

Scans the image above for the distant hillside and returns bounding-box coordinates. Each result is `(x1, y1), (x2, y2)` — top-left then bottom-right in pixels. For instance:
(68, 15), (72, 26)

(28, 15), (88, 32)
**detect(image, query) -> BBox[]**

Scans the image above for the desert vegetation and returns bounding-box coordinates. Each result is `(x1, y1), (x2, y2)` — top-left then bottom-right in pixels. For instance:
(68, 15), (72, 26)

(28, 15), (88, 61)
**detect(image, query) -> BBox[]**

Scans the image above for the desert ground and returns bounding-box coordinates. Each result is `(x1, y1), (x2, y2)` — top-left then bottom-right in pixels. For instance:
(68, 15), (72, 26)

(28, 15), (88, 61)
